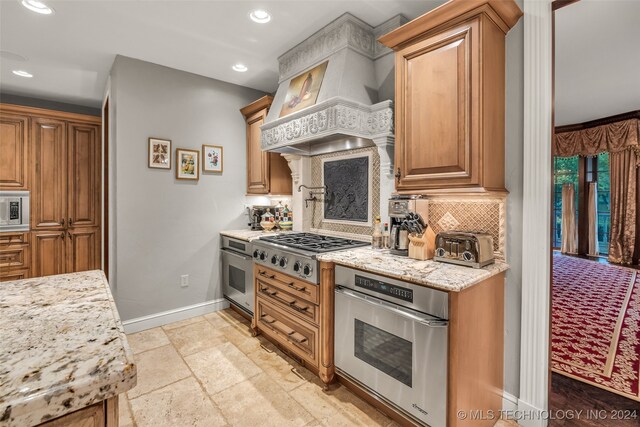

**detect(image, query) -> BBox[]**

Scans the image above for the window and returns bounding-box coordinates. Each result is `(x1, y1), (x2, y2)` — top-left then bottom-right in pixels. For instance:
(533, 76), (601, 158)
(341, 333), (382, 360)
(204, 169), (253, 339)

(553, 157), (579, 249)
(554, 154), (611, 255)
(588, 153), (610, 255)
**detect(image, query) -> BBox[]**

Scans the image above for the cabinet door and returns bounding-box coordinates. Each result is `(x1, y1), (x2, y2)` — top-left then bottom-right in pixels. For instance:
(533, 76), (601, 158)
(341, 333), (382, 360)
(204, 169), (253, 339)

(66, 227), (101, 273)
(31, 230), (66, 277)
(395, 19), (479, 191)
(68, 122), (101, 228)
(0, 112), (29, 190)
(246, 109), (269, 194)
(31, 118), (67, 229)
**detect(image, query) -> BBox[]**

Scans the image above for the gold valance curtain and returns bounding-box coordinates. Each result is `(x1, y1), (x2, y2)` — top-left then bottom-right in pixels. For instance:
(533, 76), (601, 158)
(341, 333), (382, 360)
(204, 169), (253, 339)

(553, 119), (639, 157)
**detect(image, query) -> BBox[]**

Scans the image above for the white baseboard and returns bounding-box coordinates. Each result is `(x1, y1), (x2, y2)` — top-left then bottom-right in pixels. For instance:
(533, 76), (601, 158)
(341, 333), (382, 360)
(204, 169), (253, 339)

(517, 399), (548, 427)
(122, 298), (229, 334)
(502, 391), (519, 412)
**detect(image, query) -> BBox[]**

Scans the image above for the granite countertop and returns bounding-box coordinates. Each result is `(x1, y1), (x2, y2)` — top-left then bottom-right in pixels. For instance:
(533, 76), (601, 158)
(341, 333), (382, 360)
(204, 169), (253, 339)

(317, 247), (509, 292)
(0, 271), (137, 427)
(220, 229), (292, 242)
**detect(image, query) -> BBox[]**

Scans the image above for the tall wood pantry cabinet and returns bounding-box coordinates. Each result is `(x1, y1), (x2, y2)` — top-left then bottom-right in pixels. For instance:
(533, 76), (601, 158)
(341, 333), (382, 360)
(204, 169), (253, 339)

(240, 96), (292, 195)
(0, 104), (101, 281)
(379, 0), (522, 195)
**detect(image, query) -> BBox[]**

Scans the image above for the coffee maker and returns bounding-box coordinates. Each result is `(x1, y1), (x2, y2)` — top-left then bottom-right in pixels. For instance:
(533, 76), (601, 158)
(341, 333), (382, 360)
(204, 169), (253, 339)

(389, 196), (428, 256)
(248, 205), (275, 230)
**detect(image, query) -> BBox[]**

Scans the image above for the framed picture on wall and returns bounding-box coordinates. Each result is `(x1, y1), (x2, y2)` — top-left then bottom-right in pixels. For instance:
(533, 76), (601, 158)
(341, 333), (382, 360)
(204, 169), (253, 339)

(176, 148), (199, 181)
(148, 138), (171, 169)
(202, 144), (223, 173)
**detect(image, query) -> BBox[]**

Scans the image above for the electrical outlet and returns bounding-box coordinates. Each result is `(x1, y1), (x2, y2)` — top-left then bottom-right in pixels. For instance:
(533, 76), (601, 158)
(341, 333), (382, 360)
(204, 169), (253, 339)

(180, 275), (189, 288)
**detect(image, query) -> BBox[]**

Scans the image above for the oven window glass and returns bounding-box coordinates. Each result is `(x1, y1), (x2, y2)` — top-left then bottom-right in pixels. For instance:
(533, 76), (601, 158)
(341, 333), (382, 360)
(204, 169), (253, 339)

(354, 319), (412, 387)
(229, 265), (246, 293)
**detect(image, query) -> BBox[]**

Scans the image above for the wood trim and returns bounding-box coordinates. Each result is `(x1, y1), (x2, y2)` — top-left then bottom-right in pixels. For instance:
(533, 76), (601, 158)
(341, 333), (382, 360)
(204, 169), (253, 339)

(555, 109), (640, 134)
(447, 272), (504, 427)
(552, 0), (581, 11)
(318, 261), (335, 386)
(378, 0), (522, 48)
(0, 103), (100, 125)
(240, 95), (274, 118)
(104, 396), (118, 427)
(103, 98), (109, 280)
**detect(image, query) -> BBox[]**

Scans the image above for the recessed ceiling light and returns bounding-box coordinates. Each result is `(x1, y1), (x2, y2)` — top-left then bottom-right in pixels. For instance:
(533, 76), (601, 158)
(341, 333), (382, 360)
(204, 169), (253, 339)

(12, 70), (34, 78)
(21, 0), (54, 15)
(232, 64), (248, 73)
(249, 9), (271, 24)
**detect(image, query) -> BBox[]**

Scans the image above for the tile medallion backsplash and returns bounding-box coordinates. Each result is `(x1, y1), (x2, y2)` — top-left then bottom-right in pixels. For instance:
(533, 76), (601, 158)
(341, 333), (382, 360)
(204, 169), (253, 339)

(310, 147), (380, 237)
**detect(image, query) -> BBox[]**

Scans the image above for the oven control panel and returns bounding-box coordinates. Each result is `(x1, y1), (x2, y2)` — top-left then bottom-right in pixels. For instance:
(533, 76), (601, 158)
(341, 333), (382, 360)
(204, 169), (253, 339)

(355, 275), (413, 303)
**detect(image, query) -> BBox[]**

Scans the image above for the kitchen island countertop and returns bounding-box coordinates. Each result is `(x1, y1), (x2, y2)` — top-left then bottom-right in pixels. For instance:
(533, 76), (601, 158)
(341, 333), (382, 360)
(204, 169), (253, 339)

(0, 271), (136, 427)
(317, 247), (509, 292)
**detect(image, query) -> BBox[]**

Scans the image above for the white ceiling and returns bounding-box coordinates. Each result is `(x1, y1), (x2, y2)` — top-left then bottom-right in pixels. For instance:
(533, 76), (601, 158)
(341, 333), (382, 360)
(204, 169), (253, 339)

(0, 0), (444, 108)
(554, 0), (640, 126)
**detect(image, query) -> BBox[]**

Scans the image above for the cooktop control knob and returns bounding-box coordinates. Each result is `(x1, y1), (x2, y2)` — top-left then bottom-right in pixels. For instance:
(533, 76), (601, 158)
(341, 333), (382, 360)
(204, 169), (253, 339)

(271, 255), (280, 265)
(279, 257), (288, 268)
(435, 247), (446, 257)
(253, 250), (260, 259)
(462, 251), (475, 262)
(259, 251), (267, 261)
(302, 264), (312, 277)
(293, 261), (302, 272)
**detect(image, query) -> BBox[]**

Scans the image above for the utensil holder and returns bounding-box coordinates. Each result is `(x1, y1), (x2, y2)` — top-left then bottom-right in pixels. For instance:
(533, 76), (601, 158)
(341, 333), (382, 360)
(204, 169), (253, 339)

(408, 226), (436, 260)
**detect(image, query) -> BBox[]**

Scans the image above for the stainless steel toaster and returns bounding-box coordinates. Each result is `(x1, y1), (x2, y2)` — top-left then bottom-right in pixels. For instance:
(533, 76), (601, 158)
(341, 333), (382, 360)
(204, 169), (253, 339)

(433, 231), (495, 268)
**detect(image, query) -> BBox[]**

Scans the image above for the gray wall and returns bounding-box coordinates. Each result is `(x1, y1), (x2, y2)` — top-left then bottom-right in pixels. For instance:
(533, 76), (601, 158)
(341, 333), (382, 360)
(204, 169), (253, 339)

(504, 0), (524, 398)
(109, 56), (265, 321)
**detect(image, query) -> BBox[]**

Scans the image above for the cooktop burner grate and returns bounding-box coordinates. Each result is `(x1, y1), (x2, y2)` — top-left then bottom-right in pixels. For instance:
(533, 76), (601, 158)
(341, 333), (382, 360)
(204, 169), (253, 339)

(259, 233), (369, 253)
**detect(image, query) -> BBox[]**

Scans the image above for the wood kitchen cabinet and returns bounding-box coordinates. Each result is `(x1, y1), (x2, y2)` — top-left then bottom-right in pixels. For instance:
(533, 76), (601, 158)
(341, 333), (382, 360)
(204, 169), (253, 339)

(0, 104), (102, 280)
(240, 96), (292, 195)
(0, 111), (29, 189)
(379, 0), (522, 194)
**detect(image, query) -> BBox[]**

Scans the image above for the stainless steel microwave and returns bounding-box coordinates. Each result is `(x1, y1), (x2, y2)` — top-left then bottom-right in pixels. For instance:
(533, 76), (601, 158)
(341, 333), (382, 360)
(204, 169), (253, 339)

(0, 191), (30, 232)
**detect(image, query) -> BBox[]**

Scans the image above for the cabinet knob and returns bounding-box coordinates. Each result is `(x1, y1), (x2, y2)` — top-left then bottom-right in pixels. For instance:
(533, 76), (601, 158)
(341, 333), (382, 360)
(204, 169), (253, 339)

(60, 232), (65, 239)
(69, 218), (73, 226)
(395, 168), (401, 183)
(61, 218), (65, 226)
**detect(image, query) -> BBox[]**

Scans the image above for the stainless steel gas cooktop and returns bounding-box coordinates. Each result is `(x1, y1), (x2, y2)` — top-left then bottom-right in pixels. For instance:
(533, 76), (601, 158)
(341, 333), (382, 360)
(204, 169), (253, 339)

(252, 233), (369, 284)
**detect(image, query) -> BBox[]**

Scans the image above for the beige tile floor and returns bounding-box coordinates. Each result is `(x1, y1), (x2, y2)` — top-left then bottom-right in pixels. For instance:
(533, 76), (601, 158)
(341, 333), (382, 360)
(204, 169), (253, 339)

(122, 308), (519, 427)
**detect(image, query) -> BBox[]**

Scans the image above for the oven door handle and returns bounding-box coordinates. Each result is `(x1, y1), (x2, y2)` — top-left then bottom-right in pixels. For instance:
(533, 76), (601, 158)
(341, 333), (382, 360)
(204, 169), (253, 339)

(335, 287), (448, 327)
(221, 248), (251, 261)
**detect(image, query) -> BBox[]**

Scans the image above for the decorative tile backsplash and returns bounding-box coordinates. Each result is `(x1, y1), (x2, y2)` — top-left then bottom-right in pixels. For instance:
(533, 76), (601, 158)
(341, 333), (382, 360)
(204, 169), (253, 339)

(424, 197), (507, 259)
(310, 147), (380, 236)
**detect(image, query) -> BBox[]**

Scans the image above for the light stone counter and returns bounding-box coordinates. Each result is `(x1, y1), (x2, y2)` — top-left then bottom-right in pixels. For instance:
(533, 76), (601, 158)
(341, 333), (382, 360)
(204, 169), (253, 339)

(0, 271), (137, 427)
(220, 229), (292, 242)
(317, 247), (509, 292)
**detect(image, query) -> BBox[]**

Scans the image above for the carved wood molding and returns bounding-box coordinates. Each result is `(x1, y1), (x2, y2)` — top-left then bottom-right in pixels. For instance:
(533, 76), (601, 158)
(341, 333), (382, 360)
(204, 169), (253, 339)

(318, 261), (336, 386)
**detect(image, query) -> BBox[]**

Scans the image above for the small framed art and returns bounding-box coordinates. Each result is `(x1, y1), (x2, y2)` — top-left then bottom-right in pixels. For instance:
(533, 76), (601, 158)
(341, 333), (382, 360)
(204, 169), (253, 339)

(202, 144), (223, 173)
(176, 148), (199, 181)
(148, 138), (171, 169)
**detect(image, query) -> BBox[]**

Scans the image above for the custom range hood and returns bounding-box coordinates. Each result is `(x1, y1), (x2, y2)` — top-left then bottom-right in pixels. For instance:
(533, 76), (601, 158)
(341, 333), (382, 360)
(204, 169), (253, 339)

(261, 13), (404, 156)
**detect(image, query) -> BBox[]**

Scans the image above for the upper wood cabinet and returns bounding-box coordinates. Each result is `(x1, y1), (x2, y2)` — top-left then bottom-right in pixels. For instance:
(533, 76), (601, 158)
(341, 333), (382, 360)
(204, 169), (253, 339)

(0, 111), (29, 190)
(380, 0), (522, 194)
(241, 96), (292, 195)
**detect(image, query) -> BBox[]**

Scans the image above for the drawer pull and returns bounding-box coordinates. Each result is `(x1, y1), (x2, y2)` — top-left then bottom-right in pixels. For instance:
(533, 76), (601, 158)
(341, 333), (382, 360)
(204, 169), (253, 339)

(260, 314), (276, 324)
(288, 333), (308, 344)
(260, 287), (297, 307)
(289, 302), (309, 313)
(259, 270), (298, 289)
(288, 283), (306, 292)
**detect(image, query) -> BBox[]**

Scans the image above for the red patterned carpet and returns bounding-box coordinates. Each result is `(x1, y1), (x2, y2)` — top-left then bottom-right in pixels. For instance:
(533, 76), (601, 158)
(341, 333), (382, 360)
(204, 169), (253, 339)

(552, 253), (640, 402)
